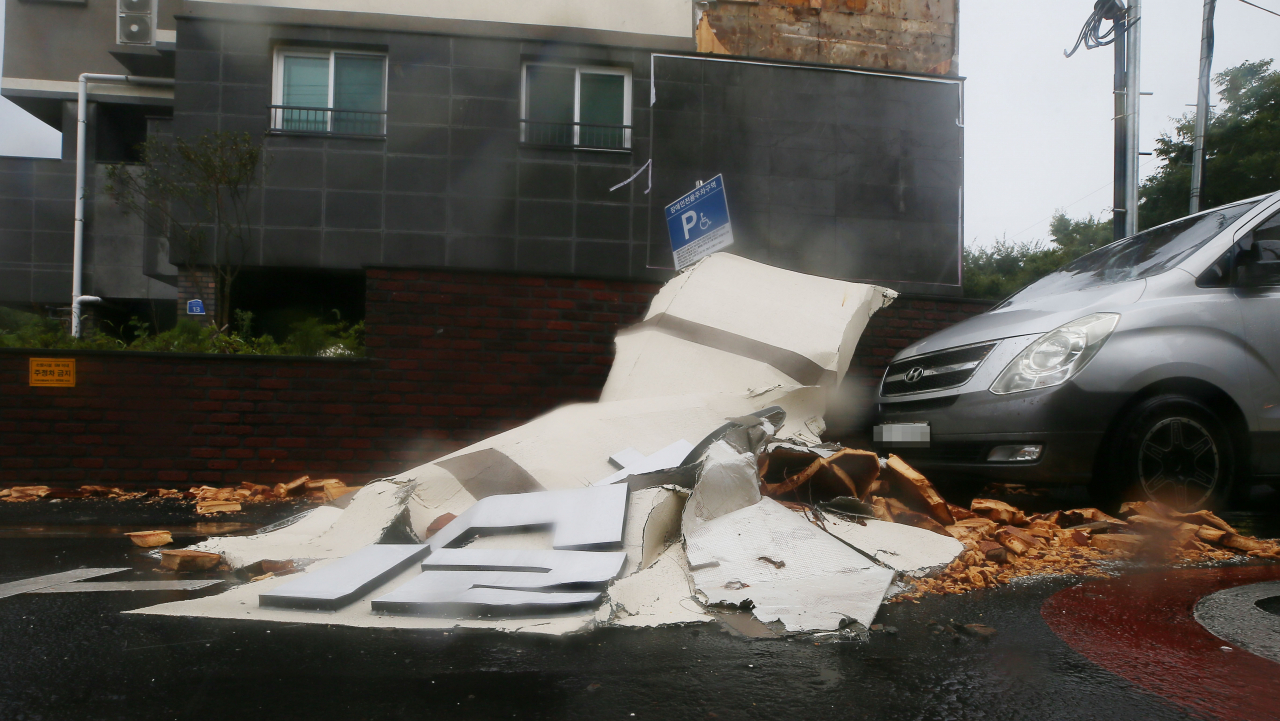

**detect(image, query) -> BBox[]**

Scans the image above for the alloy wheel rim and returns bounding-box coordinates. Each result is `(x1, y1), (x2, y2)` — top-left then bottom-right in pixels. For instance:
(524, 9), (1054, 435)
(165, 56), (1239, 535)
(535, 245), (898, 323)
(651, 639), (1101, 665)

(1138, 416), (1219, 509)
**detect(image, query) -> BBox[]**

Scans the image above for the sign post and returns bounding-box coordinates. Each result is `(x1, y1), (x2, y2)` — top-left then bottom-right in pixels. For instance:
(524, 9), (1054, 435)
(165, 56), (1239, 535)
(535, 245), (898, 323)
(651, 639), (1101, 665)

(664, 175), (734, 270)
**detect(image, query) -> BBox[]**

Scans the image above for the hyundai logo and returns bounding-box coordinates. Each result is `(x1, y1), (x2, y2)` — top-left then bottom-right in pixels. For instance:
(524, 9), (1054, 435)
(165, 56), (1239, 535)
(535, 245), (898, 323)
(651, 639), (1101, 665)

(904, 367), (925, 383)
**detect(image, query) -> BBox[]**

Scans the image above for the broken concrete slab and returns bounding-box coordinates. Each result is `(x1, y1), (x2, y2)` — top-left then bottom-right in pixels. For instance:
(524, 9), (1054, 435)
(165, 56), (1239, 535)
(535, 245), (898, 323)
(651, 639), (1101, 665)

(820, 516), (964, 577)
(684, 497), (893, 632)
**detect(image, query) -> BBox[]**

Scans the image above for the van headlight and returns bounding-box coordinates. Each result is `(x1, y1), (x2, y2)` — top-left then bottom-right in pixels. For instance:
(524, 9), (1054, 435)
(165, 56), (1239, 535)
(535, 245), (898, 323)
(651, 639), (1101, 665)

(989, 313), (1119, 395)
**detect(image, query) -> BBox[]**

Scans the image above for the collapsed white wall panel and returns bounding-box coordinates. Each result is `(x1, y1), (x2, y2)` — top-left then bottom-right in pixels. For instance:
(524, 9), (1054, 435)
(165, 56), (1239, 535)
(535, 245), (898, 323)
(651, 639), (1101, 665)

(138, 255), (899, 634)
(821, 516), (965, 577)
(600, 254), (895, 404)
(371, 549), (627, 615)
(685, 498), (893, 632)
(260, 544), (430, 609)
(426, 484), (629, 551)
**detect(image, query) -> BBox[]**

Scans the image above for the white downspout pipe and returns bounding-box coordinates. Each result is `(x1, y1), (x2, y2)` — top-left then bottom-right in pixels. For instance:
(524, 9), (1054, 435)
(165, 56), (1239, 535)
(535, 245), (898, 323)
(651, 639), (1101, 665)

(72, 73), (175, 337)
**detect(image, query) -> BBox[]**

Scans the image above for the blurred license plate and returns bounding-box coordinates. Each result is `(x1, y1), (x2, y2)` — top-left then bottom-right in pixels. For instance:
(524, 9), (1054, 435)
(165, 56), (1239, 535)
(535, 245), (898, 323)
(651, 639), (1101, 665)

(873, 423), (930, 447)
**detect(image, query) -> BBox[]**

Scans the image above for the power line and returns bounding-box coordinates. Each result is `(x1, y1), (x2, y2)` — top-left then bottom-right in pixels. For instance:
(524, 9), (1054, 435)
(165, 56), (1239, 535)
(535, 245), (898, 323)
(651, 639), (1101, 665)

(1238, 0), (1280, 18)
(994, 155), (1159, 244)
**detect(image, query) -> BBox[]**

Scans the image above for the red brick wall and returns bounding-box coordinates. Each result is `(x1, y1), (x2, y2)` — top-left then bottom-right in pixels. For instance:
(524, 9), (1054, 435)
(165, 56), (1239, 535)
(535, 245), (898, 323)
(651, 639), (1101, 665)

(0, 270), (990, 489)
(0, 269), (659, 489)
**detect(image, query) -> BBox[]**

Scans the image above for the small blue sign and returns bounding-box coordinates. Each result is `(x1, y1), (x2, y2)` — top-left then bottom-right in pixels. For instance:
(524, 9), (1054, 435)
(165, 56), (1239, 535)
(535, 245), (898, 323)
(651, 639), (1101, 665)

(664, 175), (734, 270)
(186, 299), (205, 315)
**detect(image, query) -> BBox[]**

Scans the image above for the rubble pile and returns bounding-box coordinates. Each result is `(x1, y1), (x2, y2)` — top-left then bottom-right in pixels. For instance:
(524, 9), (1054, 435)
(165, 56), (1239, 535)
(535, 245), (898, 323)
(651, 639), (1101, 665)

(123, 254), (1279, 638)
(0, 476), (359, 512)
(749, 441), (1280, 602)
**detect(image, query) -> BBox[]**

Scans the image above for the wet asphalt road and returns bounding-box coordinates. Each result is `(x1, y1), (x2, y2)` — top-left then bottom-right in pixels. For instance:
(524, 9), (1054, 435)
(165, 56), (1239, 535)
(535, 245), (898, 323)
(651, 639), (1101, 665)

(1, 492), (1278, 721)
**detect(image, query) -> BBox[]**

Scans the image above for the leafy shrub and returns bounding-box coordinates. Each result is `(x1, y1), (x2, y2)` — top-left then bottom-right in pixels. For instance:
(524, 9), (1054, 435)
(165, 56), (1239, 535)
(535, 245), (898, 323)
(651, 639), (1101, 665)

(0, 308), (363, 357)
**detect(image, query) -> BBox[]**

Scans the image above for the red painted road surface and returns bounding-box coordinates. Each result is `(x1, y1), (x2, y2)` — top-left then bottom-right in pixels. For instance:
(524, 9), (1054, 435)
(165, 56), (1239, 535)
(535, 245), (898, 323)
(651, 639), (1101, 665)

(1043, 565), (1280, 721)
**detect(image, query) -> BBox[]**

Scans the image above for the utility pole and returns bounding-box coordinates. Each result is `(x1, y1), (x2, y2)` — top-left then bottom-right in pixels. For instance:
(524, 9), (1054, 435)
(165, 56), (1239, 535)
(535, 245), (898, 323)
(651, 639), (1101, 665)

(1112, 11), (1128, 242)
(1189, 0), (1216, 214)
(1124, 0), (1141, 237)
(1066, 0), (1139, 240)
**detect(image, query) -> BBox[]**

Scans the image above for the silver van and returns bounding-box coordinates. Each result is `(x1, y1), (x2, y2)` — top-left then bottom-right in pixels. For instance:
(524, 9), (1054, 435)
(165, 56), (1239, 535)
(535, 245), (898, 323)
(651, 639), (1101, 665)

(873, 190), (1280, 509)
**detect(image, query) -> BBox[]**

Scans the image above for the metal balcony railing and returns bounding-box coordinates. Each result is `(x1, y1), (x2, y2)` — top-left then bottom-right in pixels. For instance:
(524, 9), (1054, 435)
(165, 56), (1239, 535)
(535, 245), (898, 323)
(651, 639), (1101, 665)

(269, 106), (387, 137)
(520, 120), (631, 151)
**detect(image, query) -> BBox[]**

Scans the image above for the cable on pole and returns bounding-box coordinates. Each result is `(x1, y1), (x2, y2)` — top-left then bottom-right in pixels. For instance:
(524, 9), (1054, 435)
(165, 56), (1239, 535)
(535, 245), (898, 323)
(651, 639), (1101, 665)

(1064, 0), (1130, 57)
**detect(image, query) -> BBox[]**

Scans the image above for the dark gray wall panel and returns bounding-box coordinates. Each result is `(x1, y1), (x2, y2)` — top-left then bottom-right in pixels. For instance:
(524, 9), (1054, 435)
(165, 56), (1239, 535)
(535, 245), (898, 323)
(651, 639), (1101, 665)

(648, 55), (963, 294)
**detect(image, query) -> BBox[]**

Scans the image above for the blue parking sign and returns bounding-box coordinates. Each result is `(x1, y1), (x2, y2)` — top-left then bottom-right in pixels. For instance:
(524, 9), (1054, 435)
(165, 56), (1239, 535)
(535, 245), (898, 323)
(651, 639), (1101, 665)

(664, 175), (734, 270)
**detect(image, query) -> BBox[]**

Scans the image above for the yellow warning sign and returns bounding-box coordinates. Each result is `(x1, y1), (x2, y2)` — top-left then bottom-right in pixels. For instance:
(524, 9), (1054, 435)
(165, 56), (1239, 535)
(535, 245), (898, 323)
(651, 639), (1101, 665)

(29, 358), (75, 387)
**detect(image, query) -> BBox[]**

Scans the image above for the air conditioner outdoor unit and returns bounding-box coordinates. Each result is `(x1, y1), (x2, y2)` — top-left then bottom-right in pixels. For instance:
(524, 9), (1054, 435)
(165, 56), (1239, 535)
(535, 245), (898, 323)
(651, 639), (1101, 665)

(117, 0), (155, 46)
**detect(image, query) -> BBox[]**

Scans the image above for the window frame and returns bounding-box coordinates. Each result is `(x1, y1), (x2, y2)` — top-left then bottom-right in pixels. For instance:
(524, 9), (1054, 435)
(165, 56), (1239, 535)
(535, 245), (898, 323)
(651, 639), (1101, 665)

(519, 62), (632, 151)
(270, 47), (389, 136)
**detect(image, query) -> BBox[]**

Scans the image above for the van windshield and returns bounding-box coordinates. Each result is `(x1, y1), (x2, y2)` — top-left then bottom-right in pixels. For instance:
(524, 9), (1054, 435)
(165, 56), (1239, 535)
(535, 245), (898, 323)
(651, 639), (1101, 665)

(1005, 200), (1260, 302)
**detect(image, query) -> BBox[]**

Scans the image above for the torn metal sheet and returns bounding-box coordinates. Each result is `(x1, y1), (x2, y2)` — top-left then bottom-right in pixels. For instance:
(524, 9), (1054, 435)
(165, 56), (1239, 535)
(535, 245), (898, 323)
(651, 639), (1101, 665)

(821, 516), (965, 577)
(260, 544), (431, 610)
(427, 484), (628, 552)
(0, 568), (128, 599)
(594, 439), (694, 487)
(33, 580), (222, 593)
(371, 549), (627, 615)
(681, 440), (760, 530)
(684, 498), (893, 632)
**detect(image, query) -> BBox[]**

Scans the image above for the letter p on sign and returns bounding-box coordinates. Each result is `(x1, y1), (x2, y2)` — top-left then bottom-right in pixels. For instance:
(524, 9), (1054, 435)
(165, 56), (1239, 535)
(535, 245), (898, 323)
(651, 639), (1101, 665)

(681, 210), (697, 240)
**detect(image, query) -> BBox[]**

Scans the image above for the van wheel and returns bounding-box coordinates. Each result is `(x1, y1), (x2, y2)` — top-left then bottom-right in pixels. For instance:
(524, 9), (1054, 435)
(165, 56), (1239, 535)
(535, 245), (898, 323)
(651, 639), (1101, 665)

(1095, 394), (1235, 512)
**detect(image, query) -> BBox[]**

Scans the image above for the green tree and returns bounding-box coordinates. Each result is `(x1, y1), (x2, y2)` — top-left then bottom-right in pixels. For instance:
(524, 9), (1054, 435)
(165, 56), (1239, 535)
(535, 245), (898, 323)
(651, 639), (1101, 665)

(963, 212), (1112, 300)
(1140, 59), (1280, 230)
(104, 131), (267, 329)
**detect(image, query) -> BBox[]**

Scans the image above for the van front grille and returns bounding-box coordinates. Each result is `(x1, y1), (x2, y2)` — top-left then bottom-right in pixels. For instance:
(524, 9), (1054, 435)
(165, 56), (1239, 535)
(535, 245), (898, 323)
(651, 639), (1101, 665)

(881, 342), (996, 396)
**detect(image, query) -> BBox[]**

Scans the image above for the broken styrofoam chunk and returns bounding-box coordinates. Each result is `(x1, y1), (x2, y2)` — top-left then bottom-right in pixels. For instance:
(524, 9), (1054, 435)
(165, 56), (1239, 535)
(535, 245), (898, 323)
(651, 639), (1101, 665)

(608, 543), (712, 627)
(621, 486), (687, 576)
(684, 497), (893, 632)
(371, 549), (627, 615)
(820, 516), (965, 577)
(681, 440), (761, 531)
(594, 439), (695, 487)
(426, 484), (629, 552)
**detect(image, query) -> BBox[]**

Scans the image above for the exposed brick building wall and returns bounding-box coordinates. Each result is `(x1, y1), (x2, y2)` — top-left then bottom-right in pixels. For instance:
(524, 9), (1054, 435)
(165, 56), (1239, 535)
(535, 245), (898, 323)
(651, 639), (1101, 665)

(0, 269), (990, 489)
(698, 0), (959, 75)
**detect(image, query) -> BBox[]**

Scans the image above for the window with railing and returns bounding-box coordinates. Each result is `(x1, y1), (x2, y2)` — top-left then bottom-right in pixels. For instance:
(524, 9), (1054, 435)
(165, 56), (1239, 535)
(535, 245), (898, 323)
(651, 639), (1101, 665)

(271, 49), (387, 136)
(521, 63), (631, 151)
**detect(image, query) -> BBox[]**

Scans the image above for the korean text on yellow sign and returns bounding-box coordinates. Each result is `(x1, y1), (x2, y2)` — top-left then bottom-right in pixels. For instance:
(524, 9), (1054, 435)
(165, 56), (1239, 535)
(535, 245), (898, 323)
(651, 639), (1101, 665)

(29, 358), (75, 387)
